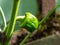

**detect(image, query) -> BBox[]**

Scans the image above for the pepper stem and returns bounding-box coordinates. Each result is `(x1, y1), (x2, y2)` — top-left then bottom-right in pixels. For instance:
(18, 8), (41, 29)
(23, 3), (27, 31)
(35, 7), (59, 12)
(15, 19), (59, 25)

(16, 16), (25, 21)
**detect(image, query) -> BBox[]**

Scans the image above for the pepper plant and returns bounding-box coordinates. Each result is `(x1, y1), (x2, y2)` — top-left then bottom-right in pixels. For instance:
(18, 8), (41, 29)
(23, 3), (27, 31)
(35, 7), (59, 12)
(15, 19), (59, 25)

(0, 0), (60, 45)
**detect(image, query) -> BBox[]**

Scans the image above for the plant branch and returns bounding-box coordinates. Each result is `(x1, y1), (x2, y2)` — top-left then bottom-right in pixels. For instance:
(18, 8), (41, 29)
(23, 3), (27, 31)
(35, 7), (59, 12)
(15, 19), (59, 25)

(0, 6), (6, 27)
(16, 16), (25, 21)
(6, 0), (20, 38)
(3, 0), (20, 45)
(19, 33), (31, 45)
(39, 5), (60, 26)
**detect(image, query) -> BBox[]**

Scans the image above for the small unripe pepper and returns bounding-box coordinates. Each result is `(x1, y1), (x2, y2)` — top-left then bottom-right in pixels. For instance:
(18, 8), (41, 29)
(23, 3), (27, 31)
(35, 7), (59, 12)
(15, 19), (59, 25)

(17, 12), (38, 32)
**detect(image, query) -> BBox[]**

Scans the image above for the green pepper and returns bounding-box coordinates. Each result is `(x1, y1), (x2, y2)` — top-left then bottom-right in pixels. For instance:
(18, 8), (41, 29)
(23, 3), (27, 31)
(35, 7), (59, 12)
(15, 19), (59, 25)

(17, 12), (38, 32)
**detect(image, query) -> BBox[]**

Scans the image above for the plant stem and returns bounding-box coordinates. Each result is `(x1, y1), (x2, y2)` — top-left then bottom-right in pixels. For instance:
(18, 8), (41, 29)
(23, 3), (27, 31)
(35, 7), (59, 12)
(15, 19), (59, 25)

(19, 33), (31, 45)
(6, 0), (20, 38)
(0, 6), (6, 27)
(39, 5), (60, 26)
(3, 0), (20, 45)
(16, 16), (25, 21)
